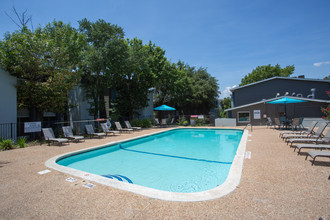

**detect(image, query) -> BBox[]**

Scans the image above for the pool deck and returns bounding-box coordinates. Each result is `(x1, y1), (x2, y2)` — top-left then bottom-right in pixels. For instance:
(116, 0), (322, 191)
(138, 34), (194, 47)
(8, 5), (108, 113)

(0, 126), (329, 219)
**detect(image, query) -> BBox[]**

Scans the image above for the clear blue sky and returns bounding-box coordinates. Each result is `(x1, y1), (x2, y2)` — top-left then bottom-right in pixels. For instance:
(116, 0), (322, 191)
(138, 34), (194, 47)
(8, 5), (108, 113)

(1, 0), (329, 98)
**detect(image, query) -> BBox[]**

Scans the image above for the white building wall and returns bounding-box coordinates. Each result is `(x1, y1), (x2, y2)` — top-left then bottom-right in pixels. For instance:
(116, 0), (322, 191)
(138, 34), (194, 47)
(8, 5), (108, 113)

(0, 67), (17, 140)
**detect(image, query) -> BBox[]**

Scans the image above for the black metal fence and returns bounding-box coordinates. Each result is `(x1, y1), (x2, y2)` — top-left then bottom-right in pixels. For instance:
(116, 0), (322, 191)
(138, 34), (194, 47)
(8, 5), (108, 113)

(0, 115), (216, 142)
(0, 123), (17, 141)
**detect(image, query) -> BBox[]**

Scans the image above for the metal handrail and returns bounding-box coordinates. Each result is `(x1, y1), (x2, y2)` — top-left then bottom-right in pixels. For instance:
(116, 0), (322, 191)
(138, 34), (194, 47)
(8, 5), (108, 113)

(244, 123), (253, 132)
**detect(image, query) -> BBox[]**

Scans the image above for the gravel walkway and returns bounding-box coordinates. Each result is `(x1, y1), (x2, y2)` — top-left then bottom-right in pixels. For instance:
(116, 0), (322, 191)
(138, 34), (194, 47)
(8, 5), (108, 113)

(0, 126), (329, 219)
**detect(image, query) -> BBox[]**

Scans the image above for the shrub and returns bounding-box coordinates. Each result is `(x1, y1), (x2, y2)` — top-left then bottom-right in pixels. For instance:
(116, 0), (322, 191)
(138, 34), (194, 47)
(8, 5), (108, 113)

(178, 116), (188, 126)
(195, 119), (207, 126)
(0, 139), (15, 150)
(131, 118), (153, 128)
(17, 137), (27, 148)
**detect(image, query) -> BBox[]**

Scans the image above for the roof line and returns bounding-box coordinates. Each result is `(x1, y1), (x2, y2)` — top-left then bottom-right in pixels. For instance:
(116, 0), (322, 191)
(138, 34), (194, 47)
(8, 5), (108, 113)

(231, 76), (330, 91)
(225, 96), (330, 112)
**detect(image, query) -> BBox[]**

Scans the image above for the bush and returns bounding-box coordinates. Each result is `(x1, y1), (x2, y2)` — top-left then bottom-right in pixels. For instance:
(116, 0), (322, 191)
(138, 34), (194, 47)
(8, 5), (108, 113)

(195, 119), (207, 126)
(0, 139), (15, 150)
(17, 137), (27, 148)
(131, 118), (153, 128)
(178, 116), (188, 126)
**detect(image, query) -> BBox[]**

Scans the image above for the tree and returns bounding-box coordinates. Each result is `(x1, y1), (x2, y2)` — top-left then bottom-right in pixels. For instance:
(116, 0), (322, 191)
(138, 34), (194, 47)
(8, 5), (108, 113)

(219, 97), (231, 118)
(0, 21), (86, 120)
(154, 60), (189, 106)
(78, 18), (127, 118)
(240, 64), (295, 86)
(114, 38), (156, 119)
(184, 65), (219, 114)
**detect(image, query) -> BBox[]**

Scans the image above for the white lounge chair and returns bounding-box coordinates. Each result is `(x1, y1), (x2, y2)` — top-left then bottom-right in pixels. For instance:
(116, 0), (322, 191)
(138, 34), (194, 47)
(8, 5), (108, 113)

(115, 122), (133, 133)
(62, 126), (85, 142)
(161, 119), (168, 127)
(124, 121), (141, 131)
(42, 128), (69, 146)
(154, 118), (160, 127)
(305, 150), (330, 165)
(101, 123), (120, 135)
(85, 124), (106, 138)
(266, 117), (274, 129)
(294, 143), (330, 154)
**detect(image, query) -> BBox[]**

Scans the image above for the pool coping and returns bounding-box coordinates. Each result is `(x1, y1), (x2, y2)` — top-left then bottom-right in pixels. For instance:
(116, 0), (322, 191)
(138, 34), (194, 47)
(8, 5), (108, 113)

(45, 127), (248, 202)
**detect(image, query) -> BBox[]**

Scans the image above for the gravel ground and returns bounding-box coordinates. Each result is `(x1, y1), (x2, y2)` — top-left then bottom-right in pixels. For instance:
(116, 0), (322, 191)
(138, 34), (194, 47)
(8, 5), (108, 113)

(0, 126), (329, 219)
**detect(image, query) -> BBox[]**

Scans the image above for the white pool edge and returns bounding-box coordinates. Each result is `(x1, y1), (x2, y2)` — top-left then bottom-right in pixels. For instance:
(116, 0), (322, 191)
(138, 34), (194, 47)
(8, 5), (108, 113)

(45, 128), (248, 202)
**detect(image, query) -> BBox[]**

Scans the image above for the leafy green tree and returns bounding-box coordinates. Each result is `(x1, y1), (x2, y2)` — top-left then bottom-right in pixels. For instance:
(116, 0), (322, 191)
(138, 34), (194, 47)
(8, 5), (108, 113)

(114, 38), (156, 119)
(184, 65), (219, 114)
(0, 21), (86, 120)
(78, 18), (127, 118)
(154, 60), (189, 106)
(240, 64), (295, 86)
(219, 97), (231, 118)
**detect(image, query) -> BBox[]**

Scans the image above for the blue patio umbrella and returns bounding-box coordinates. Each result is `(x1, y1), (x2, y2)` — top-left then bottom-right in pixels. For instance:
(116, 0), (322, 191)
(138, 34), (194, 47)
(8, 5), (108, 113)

(154, 105), (176, 111)
(154, 105), (176, 124)
(267, 97), (307, 120)
(267, 97), (307, 104)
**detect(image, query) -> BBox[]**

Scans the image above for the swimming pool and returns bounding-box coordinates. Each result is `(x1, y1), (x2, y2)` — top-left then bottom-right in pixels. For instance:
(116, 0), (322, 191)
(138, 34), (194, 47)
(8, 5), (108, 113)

(46, 128), (248, 201)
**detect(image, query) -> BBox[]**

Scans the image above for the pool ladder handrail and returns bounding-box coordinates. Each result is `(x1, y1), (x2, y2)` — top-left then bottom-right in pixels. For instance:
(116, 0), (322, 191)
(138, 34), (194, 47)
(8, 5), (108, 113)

(244, 123), (253, 132)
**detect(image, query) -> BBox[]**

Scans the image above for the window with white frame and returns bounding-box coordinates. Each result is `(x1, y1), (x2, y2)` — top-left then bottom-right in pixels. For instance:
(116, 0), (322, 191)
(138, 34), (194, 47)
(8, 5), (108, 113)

(237, 111), (250, 123)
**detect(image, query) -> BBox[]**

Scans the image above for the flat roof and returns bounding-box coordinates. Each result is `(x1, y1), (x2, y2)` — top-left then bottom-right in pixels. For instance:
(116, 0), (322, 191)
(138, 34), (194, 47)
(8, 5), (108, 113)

(231, 76), (330, 92)
(225, 96), (330, 112)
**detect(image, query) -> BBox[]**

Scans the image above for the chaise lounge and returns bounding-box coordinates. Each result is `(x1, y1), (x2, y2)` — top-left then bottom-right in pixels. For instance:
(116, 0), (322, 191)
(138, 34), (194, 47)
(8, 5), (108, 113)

(85, 124), (106, 138)
(124, 121), (141, 131)
(115, 122), (133, 133)
(62, 126), (85, 142)
(287, 123), (328, 146)
(294, 143), (330, 154)
(42, 128), (69, 146)
(283, 121), (323, 142)
(280, 121), (317, 139)
(305, 150), (330, 165)
(101, 123), (120, 136)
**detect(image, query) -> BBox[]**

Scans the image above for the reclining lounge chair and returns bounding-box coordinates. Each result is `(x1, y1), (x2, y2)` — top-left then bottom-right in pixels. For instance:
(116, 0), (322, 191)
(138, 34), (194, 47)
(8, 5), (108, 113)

(62, 126), (85, 142)
(115, 122), (133, 133)
(85, 124), (106, 138)
(305, 150), (330, 165)
(42, 128), (69, 146)
(287, 124), (329, 147)
(283, 121), (320, 141)
(124, 121), (141, 131)
(101, 123), (120, 136)
(294, 143), (330, 155)
(280, 121), (317, 139)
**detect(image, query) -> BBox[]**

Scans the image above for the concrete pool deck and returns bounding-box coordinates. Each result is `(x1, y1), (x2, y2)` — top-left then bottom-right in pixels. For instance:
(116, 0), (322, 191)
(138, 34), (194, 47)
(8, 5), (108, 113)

(0, 126), (329, 219)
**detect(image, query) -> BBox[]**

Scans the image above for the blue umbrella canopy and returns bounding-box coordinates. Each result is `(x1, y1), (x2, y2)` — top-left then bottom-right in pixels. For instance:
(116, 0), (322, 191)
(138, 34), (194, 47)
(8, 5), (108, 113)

(267, 97), (307, 104)
(154, 105), (176, 111)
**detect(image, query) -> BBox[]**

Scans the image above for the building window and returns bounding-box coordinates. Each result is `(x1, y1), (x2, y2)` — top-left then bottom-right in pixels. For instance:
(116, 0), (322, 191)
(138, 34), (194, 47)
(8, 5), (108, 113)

(237, 111), (250, 123)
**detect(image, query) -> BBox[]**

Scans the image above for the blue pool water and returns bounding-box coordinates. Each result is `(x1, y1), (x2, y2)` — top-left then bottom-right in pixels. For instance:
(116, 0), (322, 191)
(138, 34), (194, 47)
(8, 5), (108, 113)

(57, 128), (243, 193)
